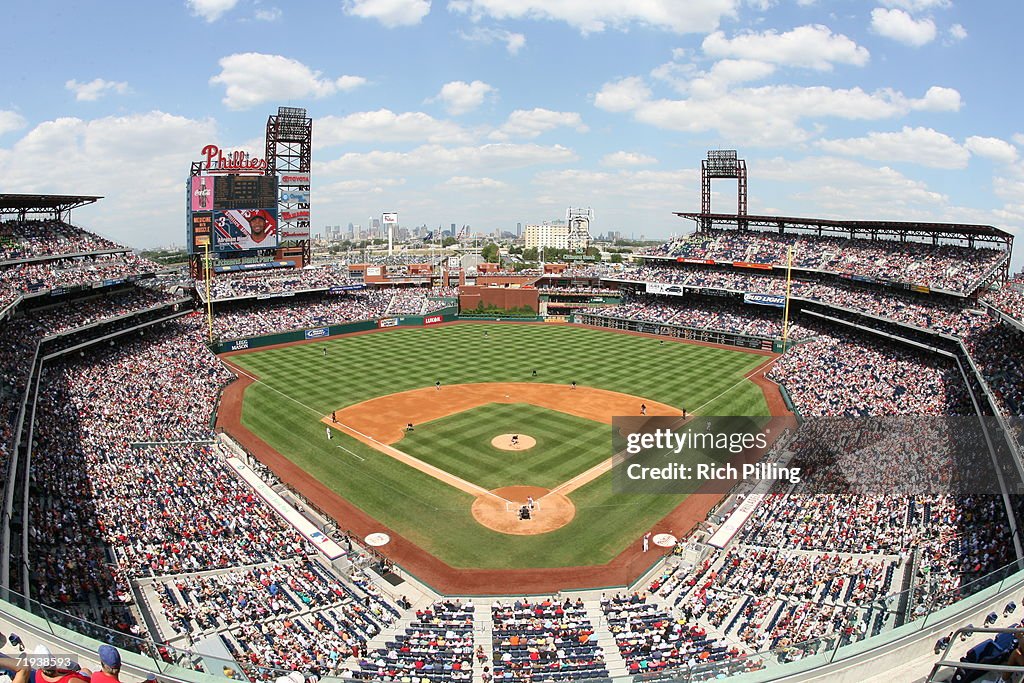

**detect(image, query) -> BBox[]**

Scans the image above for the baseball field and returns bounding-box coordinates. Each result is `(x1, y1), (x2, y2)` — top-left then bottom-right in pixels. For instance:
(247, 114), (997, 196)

(223, 322), (774, 574)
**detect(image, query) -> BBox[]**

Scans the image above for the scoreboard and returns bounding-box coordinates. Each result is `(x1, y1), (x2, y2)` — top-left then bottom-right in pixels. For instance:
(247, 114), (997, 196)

(213, 175), (278, 210)
(187, 174), (280, 254)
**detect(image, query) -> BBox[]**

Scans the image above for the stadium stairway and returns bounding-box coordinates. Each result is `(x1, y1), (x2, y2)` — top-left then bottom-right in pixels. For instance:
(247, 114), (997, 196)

(473, 603), (493, 683)
(584, 600), (629, 679)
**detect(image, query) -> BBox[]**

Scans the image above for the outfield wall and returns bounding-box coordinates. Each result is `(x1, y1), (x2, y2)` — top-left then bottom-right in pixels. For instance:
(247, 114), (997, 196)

(213, 308), (459, 353)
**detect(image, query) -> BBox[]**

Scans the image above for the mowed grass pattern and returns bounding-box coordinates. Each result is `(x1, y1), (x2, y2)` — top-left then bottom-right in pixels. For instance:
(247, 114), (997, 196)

(230, 323), (770, 570)
(397, 403), (610, 490)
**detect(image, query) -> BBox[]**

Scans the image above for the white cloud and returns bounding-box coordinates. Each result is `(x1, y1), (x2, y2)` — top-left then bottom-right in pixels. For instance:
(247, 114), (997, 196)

(459, 27), (526, 54)
(878, 0), (949, 10)
(431, 80), (495, 115)
(317, 109), (472, 146)
(0, 111), (218, 246)
(965, 136), (1019, 165)
(65, 78), (130, 102)
(758, 155), (949, 215)
(489, 109), (587, 140)
(186, 0), (239, 22)
(0, 111), (27, 136)
(593, 77), (652, 113)
(254, 7), (282, 21)
(443, 176), (508, 189)
(702, 25), (869, 70)
(818, 126), (969, 169)
(1013, 134), (1024, 147)
(317, 142), (576, 176)
(210, 53), (366, 110)
(344, 0), (431, 27)
(948, 23), (967, 41)
(915, 85), (961, 112)
(596, 75), (962, 147)
(600, 151), (658, 167)
(870, 8), (937, 47)
(446, 0), (738, 35)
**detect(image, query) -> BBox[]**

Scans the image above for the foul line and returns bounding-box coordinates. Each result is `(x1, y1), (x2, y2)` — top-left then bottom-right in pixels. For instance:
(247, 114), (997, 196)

(690, 356), (781, 416)
(225, 361), (509, 503)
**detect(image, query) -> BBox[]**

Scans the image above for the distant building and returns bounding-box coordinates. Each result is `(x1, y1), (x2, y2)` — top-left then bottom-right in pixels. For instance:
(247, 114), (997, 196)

(524, 217), (590, 251)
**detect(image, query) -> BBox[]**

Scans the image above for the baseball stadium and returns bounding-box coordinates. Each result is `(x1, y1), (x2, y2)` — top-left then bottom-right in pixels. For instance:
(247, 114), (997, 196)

(2, 114), (1024, 683)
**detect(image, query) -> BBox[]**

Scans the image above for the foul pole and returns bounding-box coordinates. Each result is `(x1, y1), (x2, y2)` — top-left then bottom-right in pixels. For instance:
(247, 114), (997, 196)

(781, 246), (794, 351)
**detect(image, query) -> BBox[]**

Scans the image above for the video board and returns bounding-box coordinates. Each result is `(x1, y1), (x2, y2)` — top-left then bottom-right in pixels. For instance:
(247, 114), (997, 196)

(211, 209), (279, 252)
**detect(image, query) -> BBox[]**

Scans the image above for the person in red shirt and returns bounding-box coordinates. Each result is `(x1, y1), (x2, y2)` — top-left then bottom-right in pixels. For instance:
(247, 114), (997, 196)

(91, 646), (121, 683)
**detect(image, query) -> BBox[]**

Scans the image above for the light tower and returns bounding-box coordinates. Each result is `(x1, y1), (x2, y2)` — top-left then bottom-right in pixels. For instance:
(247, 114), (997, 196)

(701, 150), (747, 231)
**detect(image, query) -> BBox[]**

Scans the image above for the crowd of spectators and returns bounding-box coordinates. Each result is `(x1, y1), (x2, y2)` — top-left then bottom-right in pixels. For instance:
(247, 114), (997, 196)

(205, 267), (359, 300)
(0, 219), (121, 262)
(644, 229), (1005, 293)
(356, 600), (475, 682)
(1, 252), (163, 311)
(385, 290), (432, 315)
(612, 265), (991, 338)
(580, 296), (814, 340)
(767, 331), (967, 417)
(156, 559), (398, 680)
(18, 313), (408, 681)
(213, 291), (394, 339)
(211, 287), (460, 340)
(983, 272), (1024, 322)
(0, 287), (185, 477)
(491, 598), (606, 682)
(601, 593), (748, 676)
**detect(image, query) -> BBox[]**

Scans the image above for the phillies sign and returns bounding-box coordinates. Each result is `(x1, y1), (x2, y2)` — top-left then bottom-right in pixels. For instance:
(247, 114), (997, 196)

(201, 144), (268, 174)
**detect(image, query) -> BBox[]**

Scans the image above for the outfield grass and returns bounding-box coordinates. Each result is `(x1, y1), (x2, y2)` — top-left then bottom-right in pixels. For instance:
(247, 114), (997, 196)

(397, 403), (610, 490)
(230, 323), (770, 570)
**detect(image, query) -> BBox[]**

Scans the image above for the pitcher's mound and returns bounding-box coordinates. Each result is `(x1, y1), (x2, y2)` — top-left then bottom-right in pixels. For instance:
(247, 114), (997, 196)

(491, 434), (536, 451)
(472, 485), (575, 535)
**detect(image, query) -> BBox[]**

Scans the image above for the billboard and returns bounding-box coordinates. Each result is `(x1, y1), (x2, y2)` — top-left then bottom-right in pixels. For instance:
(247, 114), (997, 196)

(743, 293), (785, 308)
(212, 209), (279, 252)
(280, 190), (310, 203)
(190, 176), (215, 211)
(382, 212), (398, 225)
(646, 282), (686, 297)
(191, 212), (212, 249)
(279, 174), (310, 241)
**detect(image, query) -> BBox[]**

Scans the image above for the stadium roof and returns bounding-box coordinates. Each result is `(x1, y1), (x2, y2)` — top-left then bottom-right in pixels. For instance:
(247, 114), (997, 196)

(0, 193), (102, 214)
(675, 212), (1013, 242)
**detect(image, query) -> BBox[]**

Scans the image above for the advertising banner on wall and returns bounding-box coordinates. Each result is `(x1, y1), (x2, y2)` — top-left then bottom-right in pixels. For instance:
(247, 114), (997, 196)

(645, 282), (686, 296)
(743, 293), (786, 308)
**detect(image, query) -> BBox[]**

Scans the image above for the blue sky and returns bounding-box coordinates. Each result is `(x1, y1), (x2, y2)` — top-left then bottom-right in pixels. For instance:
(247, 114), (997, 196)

(1, 0), (1022, 267)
